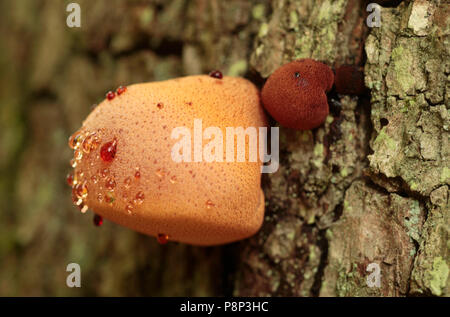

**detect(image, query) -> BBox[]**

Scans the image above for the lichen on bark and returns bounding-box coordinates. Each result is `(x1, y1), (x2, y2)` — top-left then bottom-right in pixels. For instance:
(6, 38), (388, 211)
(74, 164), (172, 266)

(236, 0), (449, 297)
(364, 0), (449, 296)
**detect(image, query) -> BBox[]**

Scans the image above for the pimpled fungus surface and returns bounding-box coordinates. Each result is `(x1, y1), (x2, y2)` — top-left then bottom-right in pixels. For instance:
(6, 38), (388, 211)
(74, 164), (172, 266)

(261, 59), (334, 130)
(67, 77), (267, 245)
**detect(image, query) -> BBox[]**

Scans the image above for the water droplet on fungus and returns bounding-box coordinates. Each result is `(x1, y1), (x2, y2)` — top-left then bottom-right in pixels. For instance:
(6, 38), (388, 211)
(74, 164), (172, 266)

(82, 133), (101, 153)
(157, 233), (169, 245)
(106, 91), (116, 100)
(124, 177), (132, 188)
(125, 203), (134, 214)
(116, 86), (127, 95)
(155, 168), (165, 178)
(100, 139), (117, 162)
(66, 173), (74, 187)
(209, 70), (223, 79)
(68, 131), (83, 149)
(74, 149), (83, 160)
(75, 198), (83, 206)
(93, 214), (103, 226)
(105, 177), (116, 191)
(105, 191), (115, 204)
(76, 170), (84, 179)
(205, 200), (215, 209)
(80, 204), (89, 214)
(74, 181), (88, 199)
(100, 168), (110, 178)
(134, 191), (145, 205)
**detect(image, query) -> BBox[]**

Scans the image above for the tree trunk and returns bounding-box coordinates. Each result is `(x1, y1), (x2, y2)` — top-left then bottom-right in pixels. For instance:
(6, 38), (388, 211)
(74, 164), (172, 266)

(0, 0), (447, 296)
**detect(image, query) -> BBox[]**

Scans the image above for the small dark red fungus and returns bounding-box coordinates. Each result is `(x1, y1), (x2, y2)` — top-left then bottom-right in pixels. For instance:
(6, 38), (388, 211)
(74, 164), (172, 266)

(106, 91), (116, 100)
(208, 70), (223, 79)
(334, 65), (366, 95)
(100, 139), (117, 162)
(261, 59), (334, 130)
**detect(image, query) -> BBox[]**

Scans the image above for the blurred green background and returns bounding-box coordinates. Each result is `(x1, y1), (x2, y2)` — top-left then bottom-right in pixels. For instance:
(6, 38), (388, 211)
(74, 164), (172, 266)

(0, 0), (264, 296)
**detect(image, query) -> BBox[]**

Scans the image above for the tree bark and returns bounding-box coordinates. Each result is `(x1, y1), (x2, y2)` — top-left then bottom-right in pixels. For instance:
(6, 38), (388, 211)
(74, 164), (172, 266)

(0, 0), (447, 296)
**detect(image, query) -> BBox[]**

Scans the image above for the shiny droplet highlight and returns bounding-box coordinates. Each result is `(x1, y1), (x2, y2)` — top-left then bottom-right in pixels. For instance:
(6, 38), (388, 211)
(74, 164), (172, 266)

(125, 203), (134, 214)
(80, 204), (89, 213)
(74, 181), (88, 199)
(82, 133), (100, 154)
(157, 233), (169, 245)
(68, 131), (83, 149)
(134, 191), (145, 205)
(206, 199), (215, 209)
(106, 91), (116, 100)
(209, 70), (223, 79)
(155, 168), (165, 178)
(116, 86), (127, 95)
(74, 149), (83, 160)
(66, 173), (74, 187)
(124, 177), (131, 188)
(100, 168), (110, 178)
(105, 191), (115, 204)
(105, 177), (116, 191)
(135, 170), (141, 179)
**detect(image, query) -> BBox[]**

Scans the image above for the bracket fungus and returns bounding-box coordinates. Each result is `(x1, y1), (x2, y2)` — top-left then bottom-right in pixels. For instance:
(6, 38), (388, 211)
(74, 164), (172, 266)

(261, 59), (334, 130)
(68, 75), (267, 246)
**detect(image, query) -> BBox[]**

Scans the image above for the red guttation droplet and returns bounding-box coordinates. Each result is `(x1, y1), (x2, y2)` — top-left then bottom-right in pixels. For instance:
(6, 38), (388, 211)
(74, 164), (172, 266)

(100, 139), (117, 162)
(116, 86), (127, 95)
(209, 70), (223, 79)
(106, 91), (116, 100)
(66, 173), (74, 187)
(93, 214), (103, 227)
(157, 233), (169, 245)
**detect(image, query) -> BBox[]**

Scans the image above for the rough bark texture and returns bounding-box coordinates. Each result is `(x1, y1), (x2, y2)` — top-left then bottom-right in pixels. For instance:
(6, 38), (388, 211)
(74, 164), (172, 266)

(0, 0), (448, 296)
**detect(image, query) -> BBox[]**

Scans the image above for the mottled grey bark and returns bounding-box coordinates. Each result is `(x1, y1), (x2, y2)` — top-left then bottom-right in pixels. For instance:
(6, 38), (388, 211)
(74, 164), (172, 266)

(236, 0), (449, 297)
